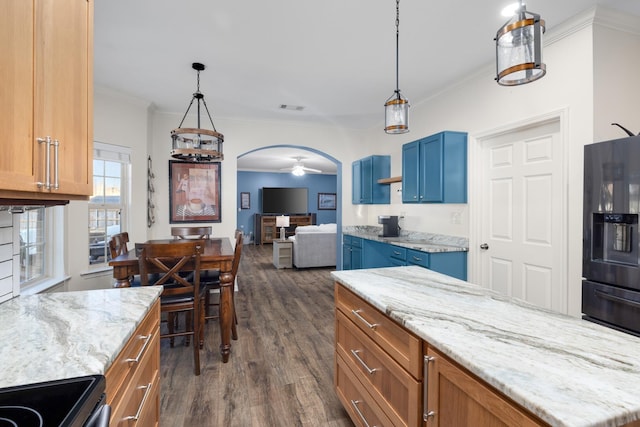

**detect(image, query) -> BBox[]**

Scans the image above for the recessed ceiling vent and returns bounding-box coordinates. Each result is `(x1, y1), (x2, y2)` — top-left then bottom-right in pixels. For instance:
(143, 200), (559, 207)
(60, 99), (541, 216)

(279, 104), (305, 111)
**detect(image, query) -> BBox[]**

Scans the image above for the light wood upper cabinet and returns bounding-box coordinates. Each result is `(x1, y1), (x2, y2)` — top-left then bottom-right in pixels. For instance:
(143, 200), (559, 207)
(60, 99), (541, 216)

(0, 0), (93, 200)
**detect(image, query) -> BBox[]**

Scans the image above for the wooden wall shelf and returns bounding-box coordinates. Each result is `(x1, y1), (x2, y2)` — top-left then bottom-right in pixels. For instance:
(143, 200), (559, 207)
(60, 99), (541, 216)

(377, 176), (402, 184)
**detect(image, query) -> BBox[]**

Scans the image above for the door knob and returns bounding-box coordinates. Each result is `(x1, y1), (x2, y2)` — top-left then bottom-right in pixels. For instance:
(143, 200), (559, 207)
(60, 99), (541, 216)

(480, 243), (489, 250)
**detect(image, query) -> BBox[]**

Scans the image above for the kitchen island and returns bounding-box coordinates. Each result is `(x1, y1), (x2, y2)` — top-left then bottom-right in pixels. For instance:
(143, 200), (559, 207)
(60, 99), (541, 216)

(332, 266), (640, 427)
(0, 287), (162, 425)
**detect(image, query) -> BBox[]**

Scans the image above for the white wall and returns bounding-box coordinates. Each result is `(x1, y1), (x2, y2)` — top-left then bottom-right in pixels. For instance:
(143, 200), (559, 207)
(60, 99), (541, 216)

(65, 87), (151, 291)
(61, 7), (640, 319)
(593, 8), (640, 141)
(147, 112), (365, 241)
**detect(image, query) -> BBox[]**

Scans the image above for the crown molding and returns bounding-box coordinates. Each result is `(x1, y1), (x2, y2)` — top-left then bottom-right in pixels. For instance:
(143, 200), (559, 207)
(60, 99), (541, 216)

(545, 6), (640, 47)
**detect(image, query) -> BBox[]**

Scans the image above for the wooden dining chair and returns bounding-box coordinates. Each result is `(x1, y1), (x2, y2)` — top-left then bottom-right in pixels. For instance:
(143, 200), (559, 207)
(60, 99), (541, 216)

(109, 232), (143, 286)
(108, 232), (130, 259)
(137, 240), (206, 376)
(171, 226), (212, 239)
(225, 230), (243, 340)
(170, 226), (221, 321)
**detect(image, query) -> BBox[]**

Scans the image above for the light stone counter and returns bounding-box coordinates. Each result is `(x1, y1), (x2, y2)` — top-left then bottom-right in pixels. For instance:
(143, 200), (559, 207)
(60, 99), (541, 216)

(343, 226), (468, 253)
(331, 266), (640, 427)
(0, 287), (162, 389)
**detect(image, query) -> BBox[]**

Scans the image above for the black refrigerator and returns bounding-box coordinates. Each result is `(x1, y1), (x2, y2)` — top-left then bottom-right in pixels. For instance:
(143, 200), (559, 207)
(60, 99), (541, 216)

(582, 135), (640, 337)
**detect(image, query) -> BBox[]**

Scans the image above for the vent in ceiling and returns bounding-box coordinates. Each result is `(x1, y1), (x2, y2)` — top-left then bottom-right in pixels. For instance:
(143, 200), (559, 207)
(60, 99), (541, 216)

(279, 104), (305, 111)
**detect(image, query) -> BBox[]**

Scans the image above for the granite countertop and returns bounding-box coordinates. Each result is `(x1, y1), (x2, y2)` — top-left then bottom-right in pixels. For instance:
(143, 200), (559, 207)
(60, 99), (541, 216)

(0, 287), (162, 389)
(331, 266), (640, 427)
(343, 226), (468, 253)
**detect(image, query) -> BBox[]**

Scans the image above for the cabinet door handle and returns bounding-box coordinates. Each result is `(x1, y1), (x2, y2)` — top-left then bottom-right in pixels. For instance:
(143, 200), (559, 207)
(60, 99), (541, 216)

(351, 309), (379, 330)
(423, 355), (435, 422)
(350, 400), (376, 427)
(124, 382), (153, 422)
(125, 333), (153, 364)
(52, 139), (59, 190)
(37, 136), (51, 189)
(350, 349), (377, 374)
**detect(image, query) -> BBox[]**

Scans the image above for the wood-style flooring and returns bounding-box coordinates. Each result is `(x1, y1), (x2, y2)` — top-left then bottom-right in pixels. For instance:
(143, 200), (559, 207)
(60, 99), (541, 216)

(159, 244), (354, 427)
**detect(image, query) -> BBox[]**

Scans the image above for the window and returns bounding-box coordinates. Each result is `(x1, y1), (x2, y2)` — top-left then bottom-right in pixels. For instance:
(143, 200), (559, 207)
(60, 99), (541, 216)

(19, 208), (46, 283)
(18, 205), (64, 292)
(89, 142), (131, 265)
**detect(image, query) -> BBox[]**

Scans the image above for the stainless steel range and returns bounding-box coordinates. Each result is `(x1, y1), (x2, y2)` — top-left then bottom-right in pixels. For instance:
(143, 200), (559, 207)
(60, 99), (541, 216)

(582, 135), (640, 337)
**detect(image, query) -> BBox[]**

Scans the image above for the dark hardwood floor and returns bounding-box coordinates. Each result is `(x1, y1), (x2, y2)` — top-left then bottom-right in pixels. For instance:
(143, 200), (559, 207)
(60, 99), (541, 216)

(159, 244), (354, 427)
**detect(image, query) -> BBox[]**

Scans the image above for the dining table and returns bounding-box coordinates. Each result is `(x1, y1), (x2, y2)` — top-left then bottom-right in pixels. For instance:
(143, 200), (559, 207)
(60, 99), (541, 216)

(109, 237), (236, 363)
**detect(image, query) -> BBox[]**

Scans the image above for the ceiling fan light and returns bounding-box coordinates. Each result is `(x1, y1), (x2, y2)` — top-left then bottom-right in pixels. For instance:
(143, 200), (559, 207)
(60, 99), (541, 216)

(495, 2), (546, 86)
(292, 165), (305, 176)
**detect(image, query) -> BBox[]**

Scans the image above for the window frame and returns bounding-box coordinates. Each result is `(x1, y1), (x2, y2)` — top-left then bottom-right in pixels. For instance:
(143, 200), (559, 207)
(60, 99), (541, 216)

(88, 142), (132, 267)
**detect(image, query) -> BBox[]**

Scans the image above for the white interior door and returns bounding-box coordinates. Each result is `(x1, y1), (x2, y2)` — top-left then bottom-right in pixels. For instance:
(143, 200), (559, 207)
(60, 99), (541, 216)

(478, 118), (567, 313)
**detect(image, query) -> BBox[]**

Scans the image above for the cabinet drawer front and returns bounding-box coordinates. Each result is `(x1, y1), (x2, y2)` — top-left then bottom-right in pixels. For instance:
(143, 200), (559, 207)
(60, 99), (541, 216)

(105, 299), (160, 407)
(110, 333), (160, 427)
(426, 346), (545, 427)
(387, 245), (407, 261)
(337, 310), (421, 426)
(407, 249), (430, 268)
(335, 284), (421, 377)
(335, 353), (394, 427)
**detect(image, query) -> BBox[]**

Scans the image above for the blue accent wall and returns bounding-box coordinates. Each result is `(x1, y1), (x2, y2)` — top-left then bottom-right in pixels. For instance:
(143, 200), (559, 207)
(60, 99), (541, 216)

(237, 171), (337, 242)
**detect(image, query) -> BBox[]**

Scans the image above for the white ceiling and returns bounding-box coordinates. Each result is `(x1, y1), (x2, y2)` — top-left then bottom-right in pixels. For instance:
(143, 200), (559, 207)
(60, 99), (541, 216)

(94, 0), (640, 174)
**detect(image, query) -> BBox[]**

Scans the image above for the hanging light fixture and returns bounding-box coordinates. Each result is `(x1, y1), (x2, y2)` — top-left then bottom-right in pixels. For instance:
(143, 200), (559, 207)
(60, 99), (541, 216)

(384, 0), (409, 134)
(171, 62), (224, 162)
(495, 1), (546, 86)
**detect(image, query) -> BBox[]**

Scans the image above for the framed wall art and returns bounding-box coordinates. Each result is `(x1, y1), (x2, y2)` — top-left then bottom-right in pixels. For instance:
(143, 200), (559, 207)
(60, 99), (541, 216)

(318, 192), (337, 210)
(169, 160), (221, 223)
(240, 192), (250, 209)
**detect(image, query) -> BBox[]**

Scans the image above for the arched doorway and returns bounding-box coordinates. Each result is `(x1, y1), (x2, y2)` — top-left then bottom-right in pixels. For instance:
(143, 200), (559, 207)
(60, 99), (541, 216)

(237, 145), (342, 266)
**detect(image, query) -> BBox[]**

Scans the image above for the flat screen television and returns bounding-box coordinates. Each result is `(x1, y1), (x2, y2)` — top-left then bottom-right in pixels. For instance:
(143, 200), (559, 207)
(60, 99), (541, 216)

(261, 187), (308, 214)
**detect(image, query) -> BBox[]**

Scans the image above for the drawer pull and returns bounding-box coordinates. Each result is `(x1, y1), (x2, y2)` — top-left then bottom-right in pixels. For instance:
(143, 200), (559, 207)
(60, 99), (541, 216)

(350, 399), (377, 427)
(423, 355), (435, 422)
(124, 382), (153, 422)
(412, 255), (423, 262)
(350, 349), (377, 375)
(393, 250), (402, 256)
(125, 333), (153, 364)
(351, 309), (379, 330)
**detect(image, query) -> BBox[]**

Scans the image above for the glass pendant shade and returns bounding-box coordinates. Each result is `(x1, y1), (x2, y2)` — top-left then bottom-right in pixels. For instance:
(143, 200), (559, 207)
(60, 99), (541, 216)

(384, 92), (409, 134)
(495, 8), (546, 86)
(384, 0), (409, 134)
(171, 62), (224, 162)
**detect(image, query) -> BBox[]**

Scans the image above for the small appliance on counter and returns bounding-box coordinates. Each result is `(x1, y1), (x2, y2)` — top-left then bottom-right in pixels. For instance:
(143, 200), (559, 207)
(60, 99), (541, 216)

(378, 215), (399, 237)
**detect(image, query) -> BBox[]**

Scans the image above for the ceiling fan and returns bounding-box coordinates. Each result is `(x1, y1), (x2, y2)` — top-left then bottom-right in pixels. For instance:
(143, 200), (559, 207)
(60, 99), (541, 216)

(280, 157), (322, 176)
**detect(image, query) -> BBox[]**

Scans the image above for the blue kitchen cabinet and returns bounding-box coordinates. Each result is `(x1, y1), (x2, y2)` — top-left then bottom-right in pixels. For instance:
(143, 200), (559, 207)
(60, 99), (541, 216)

(362, 239), (392, 269)
(343, 235), (363, 270)
(352, 155), (390, 204)
(402, 131), (467, 203)
(406, 248), (467, 280)
(342, 236), (467, 279)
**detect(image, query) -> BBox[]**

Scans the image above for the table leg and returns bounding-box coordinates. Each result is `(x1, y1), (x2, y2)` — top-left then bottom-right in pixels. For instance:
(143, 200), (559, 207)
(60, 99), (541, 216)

(112, 268), (132, 288)
(219, 272), (233, 362)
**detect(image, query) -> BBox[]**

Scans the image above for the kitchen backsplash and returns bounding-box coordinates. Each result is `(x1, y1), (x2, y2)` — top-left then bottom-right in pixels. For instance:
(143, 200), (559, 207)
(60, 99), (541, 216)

(0, 212), (14, 303)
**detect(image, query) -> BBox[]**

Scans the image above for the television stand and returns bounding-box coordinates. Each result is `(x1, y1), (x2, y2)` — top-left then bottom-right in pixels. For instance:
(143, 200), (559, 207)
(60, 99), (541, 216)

(255, 214), (313, 244)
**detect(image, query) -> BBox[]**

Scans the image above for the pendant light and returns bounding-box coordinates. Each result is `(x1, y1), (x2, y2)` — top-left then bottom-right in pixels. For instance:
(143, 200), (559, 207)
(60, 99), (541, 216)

(495, 1), (546, 86)
(384, 0), (409, 134)
(171, 62), (224, 162)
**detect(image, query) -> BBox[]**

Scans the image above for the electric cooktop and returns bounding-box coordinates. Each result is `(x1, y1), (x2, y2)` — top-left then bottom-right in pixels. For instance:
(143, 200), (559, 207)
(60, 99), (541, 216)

(0, 375), (105, 427)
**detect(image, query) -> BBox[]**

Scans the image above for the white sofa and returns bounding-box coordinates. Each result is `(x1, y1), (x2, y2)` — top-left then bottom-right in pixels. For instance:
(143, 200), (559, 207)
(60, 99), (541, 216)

(288, 223), (337, 268)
